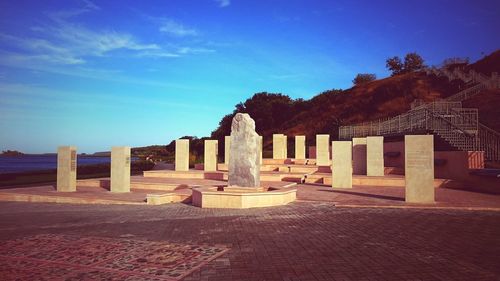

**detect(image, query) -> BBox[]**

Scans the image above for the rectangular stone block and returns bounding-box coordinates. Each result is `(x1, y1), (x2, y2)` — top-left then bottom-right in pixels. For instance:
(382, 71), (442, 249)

(204, 140), (218, 172)
(332, 141), (352, 188)
(352, 137), (367, 175)
(224, 136), (231, 164)
(273, 134), (287, 159)
(283, 135), (288, 159)
(175, 139), (189, 171)
(295, 136), (305, 159)
(259, 135), (263, 164)
(57, 146), (77, 192)
(316, 134), (330, 166)
(111, 146), (131, 193)
(367, 136), (384, 176)
(405, 135), (435, 203)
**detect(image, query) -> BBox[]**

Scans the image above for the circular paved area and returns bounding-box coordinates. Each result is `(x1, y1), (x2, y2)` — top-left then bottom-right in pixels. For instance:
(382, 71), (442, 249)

(0, 201), (499, 280)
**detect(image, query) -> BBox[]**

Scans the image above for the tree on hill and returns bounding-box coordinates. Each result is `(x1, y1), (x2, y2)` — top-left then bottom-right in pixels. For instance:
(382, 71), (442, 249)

(403, 52), (425, 72)
(386, 56), (404, 75)
(386, 52), (425, 76)
(211, 92), (307, 140)
(352, 73), (376, 85)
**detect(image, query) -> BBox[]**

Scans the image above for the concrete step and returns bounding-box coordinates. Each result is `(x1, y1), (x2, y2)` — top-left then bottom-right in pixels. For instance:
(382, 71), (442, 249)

(146, 192), (191, 205)
(384, 166), (405, 175)
(143, 170), (226, 180)
(77, 178), (193, 191)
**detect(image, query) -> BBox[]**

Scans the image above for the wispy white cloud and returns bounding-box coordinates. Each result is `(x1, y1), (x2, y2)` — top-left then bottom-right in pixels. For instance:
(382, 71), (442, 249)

(214, 0), (231, 7)
(0, 1), (216, 75)
(47, 0), (100, 22)
(177, 47), (215, 54)
(158, 18), (198, 37)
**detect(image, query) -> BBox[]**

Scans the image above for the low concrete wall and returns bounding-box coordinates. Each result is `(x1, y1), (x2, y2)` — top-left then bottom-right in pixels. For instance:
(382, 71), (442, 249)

(192, 186), (297, 208)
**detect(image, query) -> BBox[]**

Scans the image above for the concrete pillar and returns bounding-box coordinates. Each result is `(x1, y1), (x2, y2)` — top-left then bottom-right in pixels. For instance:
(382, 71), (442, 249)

(175, 139), (189, 171)
(295, 136), (305, 159)
(316, 134), (330, 166)
(57, 146), (77, 192)
(405, 135), (435, 203)
(204, 140), (218, 171)
(224, 136), (231, 165)
(273, 134), (286, 159)
(332, 141), (352, 188)
(352, 137), (367, 175)
(111, 146), (131, 193)
(367, 136), (384, 176)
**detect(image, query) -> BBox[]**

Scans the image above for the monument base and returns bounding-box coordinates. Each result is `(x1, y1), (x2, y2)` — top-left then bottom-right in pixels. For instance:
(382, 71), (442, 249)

(192, 185), (297, 209)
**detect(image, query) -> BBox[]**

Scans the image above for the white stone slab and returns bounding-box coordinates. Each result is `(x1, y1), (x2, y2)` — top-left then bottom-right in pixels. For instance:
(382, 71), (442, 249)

(332, 141), (352, 188)
(352, 137), (367, 175)
(204, 140), (218, 171)
(224, 136), (231, 164)
(57, 146), (77, 192)
(367, 136), (384, 176)
(295, 136), (306, 160)
(405, 135), (435, 203)
(316, 134), (330, 166)
(175, 139), (189, 171)
(111, 146), (131, 193)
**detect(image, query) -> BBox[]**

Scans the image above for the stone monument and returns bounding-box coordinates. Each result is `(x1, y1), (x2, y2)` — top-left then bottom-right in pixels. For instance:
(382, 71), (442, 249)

(352, 137), (367, 175)
(228, 113), (260, 187)
(111, 146), (131, 193)
(316, 134), (330, 166)
(224, 136), (231, 164)
(332, 141), (353, 188)
(367, 136), (384, 176)
(175, 139), (189, 171)
(259, 135), (263, 164)
(57, 146), (77, 192)
(405, 135), (435, 203)
(204, 140), (218, 171)
(273, 134), (287, 159)
(295, 136), (306, 159)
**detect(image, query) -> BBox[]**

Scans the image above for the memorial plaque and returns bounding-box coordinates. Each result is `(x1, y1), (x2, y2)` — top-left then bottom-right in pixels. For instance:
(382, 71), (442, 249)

(111, 146), (131, 193)
(332, 141), (352, 188)
(405, 135), (434, 203)
(57, 146), (77, 192)
(70, 150), (77, 172)
(316, 134), (330, 166)
(367, 136), (384, 176)
(352, 137), (367, 175)
(175, 139), (189, 171)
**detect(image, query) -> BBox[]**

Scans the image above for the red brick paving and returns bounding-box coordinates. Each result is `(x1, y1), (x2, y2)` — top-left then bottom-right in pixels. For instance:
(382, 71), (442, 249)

(0, 201), (499, 280)
(0, 234), (229, 280)
(297, 184), (500, 210)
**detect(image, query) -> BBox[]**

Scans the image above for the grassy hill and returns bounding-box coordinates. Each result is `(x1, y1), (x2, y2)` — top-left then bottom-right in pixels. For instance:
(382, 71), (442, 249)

(140, 50), (499, 162)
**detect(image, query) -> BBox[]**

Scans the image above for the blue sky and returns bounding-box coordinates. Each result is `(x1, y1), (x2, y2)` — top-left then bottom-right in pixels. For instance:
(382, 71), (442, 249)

(1, 0), (499, 153)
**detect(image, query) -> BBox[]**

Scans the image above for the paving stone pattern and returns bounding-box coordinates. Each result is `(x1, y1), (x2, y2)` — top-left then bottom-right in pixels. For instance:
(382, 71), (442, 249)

(0, 201), (499, 280)
(0, 234), (228, 280)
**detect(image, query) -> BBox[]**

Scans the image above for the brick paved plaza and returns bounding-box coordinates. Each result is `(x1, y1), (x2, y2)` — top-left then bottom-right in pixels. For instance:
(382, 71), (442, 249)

(1, 200), (499, 280)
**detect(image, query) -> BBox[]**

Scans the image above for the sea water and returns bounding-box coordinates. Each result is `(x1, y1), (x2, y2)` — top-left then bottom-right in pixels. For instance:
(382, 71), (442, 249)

(0, 155), (114, 174)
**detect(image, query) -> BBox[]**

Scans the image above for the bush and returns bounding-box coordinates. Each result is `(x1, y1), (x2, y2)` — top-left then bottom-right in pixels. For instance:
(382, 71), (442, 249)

(352, 73), (376, 85)
(386, 52), (425, 76)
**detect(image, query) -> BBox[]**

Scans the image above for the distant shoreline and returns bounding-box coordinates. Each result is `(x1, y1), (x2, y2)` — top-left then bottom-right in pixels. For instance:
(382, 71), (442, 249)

(0, 160), (154, 188)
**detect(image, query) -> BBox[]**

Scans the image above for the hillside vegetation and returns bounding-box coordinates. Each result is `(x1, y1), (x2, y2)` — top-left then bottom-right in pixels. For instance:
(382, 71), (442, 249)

(139, 50), (499, 162)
